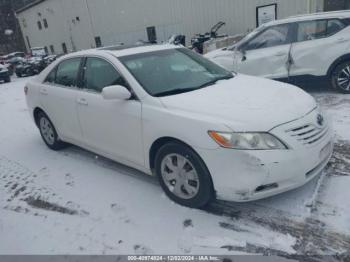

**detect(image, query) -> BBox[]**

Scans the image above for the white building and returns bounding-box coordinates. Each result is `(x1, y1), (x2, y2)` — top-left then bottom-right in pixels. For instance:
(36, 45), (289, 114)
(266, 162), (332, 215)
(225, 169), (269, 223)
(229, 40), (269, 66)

(16, 0), (324, 54)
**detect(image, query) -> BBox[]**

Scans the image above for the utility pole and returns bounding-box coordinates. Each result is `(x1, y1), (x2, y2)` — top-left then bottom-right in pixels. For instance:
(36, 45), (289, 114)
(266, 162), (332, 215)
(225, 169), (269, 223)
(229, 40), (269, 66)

(84, 0), (96, 48)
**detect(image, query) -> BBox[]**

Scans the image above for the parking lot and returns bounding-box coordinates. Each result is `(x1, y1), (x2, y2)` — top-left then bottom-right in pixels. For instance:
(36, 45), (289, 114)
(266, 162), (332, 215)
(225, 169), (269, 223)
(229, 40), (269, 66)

(0, 77), (349, 258)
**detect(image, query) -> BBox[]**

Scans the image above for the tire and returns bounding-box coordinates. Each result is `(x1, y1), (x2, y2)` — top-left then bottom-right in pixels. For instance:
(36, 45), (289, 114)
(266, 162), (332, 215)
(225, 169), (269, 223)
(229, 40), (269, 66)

(331, 61), (350, 94)
(4, 76), (11, 83)
(155, 142), (214, 208)
(16, 73), (22, 78)
(37, 112), (68, 151)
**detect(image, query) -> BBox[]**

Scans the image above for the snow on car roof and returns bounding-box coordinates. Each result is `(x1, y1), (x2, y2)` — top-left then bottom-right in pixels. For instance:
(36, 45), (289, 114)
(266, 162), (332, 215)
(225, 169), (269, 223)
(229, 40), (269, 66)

(265, 10), (350, 26)
(63, 44), (180, 59)
(106, 44), (180, 57)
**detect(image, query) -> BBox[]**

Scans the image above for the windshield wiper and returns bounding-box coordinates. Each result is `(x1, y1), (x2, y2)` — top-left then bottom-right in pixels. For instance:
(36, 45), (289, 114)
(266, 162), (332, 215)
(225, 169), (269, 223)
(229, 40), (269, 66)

(154, 75), (234, 97)
(198, 75), (233, 88)
(154, 88), (199, 97)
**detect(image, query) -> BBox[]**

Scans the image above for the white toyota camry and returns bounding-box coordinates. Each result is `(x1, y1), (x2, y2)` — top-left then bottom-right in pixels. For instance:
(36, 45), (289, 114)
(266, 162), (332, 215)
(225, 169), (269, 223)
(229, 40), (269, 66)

(25, 45), (334, 208)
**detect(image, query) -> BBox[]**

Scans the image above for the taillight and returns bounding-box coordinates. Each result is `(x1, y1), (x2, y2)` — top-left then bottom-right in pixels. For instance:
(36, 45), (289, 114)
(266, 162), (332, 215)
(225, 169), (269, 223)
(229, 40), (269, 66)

(24, 86), (28, 95)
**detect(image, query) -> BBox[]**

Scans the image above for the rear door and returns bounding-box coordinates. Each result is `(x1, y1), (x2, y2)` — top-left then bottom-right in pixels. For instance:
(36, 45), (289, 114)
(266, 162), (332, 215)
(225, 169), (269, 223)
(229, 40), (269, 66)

(76, 56), (144, 166)
(39, 57), (84, 143)
(289, 19), (350, 78)
(234, 23), (293, 79)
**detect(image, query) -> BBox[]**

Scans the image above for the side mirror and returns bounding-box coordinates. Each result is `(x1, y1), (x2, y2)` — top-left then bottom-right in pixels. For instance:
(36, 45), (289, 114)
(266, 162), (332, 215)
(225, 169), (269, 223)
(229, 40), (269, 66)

(102, 85), (131, 100)
(238, 48), (247, 62)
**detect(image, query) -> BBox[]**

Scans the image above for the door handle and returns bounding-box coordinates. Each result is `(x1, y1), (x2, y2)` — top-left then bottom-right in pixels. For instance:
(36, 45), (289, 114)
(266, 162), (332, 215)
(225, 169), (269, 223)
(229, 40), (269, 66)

(274, 52), (287, 57)
(40, 88), (48, 95)
(77, 98), (88, 106)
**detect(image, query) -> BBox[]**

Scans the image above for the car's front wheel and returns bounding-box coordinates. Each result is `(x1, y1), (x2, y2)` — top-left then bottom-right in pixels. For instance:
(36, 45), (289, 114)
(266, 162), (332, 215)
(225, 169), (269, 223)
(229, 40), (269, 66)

(155, 143), (214, 208)
(37, 112), (68, 150)
(332, 61), (350, 94)
(4, 76), (11, 83)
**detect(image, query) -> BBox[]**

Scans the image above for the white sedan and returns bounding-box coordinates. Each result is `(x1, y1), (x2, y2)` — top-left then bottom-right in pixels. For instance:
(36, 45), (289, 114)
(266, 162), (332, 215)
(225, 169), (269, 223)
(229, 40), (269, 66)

(25, 44), (334, 208)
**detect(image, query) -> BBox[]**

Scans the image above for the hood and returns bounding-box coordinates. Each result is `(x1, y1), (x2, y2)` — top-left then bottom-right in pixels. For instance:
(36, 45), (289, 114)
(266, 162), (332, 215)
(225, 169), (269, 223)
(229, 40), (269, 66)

(204, 48), (234, 59)
(159, 74), (317, 131)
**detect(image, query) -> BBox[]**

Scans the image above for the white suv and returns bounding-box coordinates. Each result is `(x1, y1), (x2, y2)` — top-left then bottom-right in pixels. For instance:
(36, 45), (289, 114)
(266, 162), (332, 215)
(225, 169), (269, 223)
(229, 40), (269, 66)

(205, 11), (350, 93)
(25, 45), (333, 208)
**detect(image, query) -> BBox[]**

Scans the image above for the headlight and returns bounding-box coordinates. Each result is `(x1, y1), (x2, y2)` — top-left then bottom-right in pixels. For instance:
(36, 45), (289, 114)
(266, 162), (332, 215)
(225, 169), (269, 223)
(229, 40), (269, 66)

(209, 131), (287, 150)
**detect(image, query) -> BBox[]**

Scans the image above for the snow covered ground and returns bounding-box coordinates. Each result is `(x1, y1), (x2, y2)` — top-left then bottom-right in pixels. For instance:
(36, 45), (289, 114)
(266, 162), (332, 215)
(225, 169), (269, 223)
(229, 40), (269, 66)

(0, 77), (349, 258)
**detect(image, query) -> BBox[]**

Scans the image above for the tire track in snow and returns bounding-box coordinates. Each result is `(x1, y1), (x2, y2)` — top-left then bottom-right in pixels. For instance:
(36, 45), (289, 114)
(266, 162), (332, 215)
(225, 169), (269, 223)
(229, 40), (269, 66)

(0, 155), (88, 217)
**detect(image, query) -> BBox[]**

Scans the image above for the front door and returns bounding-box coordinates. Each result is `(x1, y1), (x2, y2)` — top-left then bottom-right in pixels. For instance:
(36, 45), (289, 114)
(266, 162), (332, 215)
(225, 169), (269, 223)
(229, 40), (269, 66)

(234, 23), (292, 79)
(76, 57), (144, 166)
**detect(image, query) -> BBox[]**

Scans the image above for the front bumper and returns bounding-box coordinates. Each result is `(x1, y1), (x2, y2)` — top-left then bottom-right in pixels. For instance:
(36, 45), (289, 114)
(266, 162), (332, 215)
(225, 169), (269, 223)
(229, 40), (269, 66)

(196, 109), (334, 202)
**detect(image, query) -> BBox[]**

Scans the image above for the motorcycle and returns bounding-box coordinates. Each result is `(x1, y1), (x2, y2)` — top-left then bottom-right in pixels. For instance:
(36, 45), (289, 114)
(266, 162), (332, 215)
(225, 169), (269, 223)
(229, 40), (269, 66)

(190, 21), (227, 54)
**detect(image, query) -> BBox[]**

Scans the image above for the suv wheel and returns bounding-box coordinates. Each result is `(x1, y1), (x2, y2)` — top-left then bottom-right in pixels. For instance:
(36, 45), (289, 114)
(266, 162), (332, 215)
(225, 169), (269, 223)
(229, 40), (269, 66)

(4, 76), (11, 83)
(155, 143), (214, 208)
(332, 61), (350, 94)
(37, 112), (68, 150)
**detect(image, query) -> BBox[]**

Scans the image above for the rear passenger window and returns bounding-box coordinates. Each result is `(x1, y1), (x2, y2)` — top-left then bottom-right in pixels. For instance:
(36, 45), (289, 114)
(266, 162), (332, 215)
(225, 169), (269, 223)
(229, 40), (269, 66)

(55, 58), (82, 87)
(83, 57), (127, 93)
(45, 67), (56, 83)
(326, 19), (345, 36)
(297, 20), (327, 42)
(297, 19), (345, 42)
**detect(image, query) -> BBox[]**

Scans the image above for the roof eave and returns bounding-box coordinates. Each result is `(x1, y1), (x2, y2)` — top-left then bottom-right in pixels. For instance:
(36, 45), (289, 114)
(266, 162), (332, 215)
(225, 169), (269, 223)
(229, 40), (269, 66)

(15, 0), (46, 15)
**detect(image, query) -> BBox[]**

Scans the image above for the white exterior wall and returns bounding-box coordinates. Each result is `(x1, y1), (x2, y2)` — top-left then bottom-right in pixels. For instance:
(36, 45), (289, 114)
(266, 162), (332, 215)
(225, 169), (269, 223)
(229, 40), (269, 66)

(17, 0), (324, 54)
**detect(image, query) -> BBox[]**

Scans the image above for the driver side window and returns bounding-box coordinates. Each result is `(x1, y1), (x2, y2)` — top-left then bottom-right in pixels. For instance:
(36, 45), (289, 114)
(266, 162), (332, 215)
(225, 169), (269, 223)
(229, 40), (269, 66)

(245, 24), (291, 51)
(83, 57), (127, 93)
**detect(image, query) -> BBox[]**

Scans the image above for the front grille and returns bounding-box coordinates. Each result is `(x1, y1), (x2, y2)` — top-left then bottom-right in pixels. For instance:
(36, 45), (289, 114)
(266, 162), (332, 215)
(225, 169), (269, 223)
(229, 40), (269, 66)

(286, 124), (329, 146)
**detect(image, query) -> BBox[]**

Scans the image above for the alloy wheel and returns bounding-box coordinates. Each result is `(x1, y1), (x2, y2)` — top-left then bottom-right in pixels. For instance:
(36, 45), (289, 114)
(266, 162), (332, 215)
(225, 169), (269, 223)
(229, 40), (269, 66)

(337, 64), (350, 91)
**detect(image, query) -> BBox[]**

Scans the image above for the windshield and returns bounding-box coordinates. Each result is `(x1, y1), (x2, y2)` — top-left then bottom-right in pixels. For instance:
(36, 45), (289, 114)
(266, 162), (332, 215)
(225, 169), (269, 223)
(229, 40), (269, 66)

(230, 25), (266, 50)
(119, 48), (233, 97)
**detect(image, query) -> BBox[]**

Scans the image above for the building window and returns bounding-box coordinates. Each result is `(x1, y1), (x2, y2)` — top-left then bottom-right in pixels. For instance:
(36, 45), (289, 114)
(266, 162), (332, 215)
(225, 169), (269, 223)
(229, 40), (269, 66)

(62, 43), (68, 54)
(95, 36), (102, 48)
(146, 26), (157, 43)
(50, 45), (55, 54)
(43, 18), (48, 28)
(37, 21), (42, 30)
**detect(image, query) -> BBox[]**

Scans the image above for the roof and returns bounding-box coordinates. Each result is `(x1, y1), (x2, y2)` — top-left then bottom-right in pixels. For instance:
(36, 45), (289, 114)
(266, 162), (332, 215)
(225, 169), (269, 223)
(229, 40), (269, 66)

(97, 44), (154, 52)
(16, 0), (46, 14)
(70, 44), (179, 58)
(265, 10), (350, 26)
(57, 44), (180, 61)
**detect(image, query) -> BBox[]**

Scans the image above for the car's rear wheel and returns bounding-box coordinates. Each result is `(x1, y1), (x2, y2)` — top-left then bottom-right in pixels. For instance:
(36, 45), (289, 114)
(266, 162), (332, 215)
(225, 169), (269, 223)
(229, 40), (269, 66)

(37, 112), (68, 150)
(332, 61), (350, 94)
(155, 143), (214, 208)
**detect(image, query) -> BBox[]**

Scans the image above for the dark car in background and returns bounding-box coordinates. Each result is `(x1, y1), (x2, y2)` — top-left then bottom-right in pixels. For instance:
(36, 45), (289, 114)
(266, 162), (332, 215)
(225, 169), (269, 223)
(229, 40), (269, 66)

(15, 57), (46, 77)
(0, 64), (11, 83)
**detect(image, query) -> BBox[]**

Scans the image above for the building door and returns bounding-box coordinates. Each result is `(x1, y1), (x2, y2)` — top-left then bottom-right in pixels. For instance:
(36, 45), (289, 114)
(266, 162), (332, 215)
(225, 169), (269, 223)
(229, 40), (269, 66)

(62, 43), (68, 54)
(147, 26), (157, 43)
(95, 36), (102, 48)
